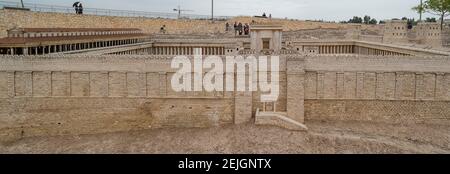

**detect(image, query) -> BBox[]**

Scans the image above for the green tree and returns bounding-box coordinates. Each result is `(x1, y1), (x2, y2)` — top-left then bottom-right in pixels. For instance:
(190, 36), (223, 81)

(425, 17), (438, 22)
(423, 0), (450, 30)
(406, 18), (418, 28)
(348, 16), (363, 23)
(363, 15), (371, 24)
(412, 0), (426, 21)
(369, 18), (378, 24)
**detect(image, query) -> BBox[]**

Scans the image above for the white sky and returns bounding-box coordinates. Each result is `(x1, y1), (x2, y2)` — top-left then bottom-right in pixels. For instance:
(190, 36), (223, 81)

(23, 0), (436, 21)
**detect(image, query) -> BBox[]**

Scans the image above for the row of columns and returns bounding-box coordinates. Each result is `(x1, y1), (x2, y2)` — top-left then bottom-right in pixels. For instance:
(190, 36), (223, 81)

(354, 46), (410, 56)
(114, 46), (226, 55)
(316, 45), (410, 56)
(318, 45), (355, 54)
(0, 38), (142, 55)
(115, 48), (150, 55)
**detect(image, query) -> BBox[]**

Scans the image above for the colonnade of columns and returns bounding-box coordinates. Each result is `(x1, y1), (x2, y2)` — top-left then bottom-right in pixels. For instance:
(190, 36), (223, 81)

(353, 46), (410, 56)
(0, 38), (143, 55)
(113, 46), (226, 55)
(318, 45), (355, 54)
(315, 45), (410, 56)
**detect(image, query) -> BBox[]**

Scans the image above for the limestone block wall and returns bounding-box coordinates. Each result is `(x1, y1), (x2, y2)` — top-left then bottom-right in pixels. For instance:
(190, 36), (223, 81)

(0, 54), (290, 140)
(413, 23), (442, 47)
(304, 55), (450, 125)
(358, 35), (383, 43)
(0, 55), (239, 141)
(383, 20), (409, 44)
(1, 54), (449, 140)
(0, 9), (350, 38)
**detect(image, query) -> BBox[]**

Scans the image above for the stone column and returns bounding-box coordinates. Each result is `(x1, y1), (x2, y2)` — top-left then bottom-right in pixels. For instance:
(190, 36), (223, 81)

(234, 72), (253, 124)
(159, 72), (167, 97)
(23, 48), (28, 55)
(286, 58), (305, 124)
(7, 71), (15, 98)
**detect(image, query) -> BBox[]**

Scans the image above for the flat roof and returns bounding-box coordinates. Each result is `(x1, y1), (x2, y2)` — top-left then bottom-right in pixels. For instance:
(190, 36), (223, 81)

(11, 28), (142, 33)
(250, 24), (283, 30)
(0, 33), (147, 46)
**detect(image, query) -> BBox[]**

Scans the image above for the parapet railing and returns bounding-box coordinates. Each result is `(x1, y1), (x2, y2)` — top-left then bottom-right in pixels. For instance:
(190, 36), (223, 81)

(0, 0), (232, 20)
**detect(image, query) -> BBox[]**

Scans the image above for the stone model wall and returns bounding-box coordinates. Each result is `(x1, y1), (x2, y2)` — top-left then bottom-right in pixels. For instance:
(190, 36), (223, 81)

(382, 20), (446, 47)
(0, 55), (290, 141)
(304, 55), (450, 125)
(0, 55), (240, 141)
(0, 9), (348, 38)
(382, 20), (409, 44)
(1, 54), (449, 141)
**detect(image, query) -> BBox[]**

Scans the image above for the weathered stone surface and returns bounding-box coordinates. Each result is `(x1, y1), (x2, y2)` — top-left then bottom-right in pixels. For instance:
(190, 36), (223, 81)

(52, 72), (70, 97)
(0, 71), (7, 98)
(32, 72), (51, 97)
(0, 53), (449, 140)
(71, 72), (90, 97)
(90, 72), (108, 97)
(305, 100), (450, 125)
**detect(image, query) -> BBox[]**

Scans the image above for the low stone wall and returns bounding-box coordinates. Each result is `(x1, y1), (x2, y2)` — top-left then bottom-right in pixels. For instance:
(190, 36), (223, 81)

(305, 100), (450, 125)
(304, 55), (450, 125)
(359, 35), (383, 43)
(0, 98), (233, 141)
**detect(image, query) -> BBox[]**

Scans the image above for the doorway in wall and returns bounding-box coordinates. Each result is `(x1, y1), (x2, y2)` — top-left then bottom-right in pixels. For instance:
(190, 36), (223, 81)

(262, 38), (270, 50)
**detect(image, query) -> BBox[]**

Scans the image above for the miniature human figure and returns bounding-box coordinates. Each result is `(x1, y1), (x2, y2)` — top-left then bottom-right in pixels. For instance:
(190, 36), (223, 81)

(160, 25), (166, 34)
(225, 22), (230, 31)
(78, 3), (83, 14)
(238, 22), (243, 35)
(262, 12), (267, 18)
(244, 23), (250, 35)
(233, 22), (238, 36)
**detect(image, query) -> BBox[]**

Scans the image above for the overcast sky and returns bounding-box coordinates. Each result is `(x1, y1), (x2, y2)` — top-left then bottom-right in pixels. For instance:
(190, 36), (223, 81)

(24, 0), (434, 21)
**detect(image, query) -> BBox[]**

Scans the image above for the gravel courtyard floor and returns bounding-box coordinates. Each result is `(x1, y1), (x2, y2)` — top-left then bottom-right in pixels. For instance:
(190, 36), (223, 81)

(1, 121), (449, 154)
